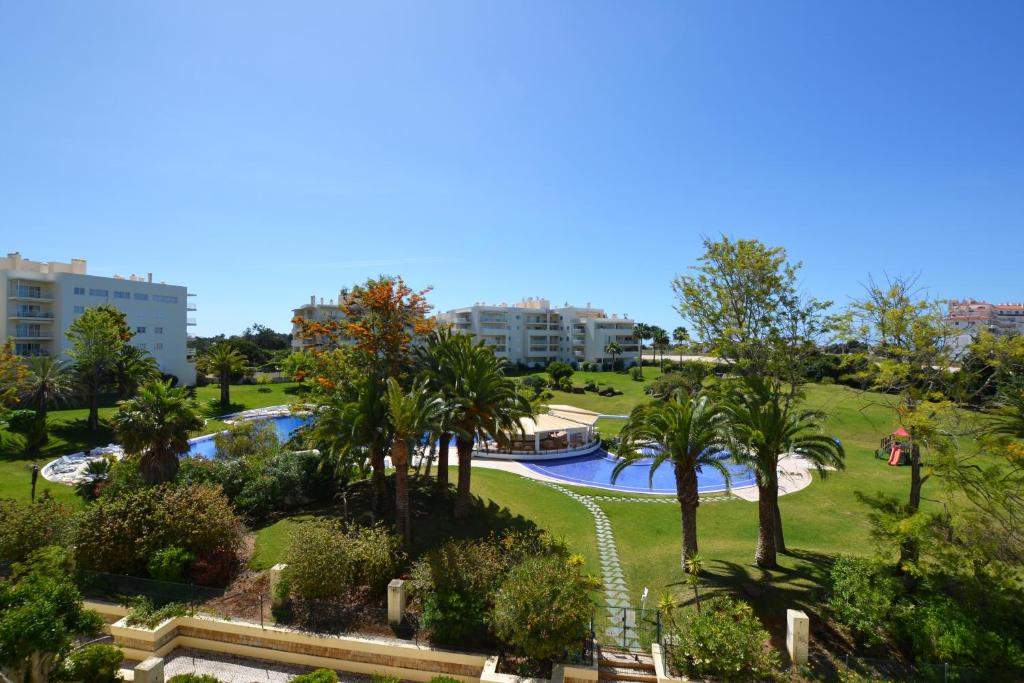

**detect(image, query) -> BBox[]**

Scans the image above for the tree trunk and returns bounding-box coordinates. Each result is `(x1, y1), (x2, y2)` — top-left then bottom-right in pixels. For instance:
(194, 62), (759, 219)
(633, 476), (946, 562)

(755, 476), (778, 569)
(140, 450), (181, 486)
(774, 498), (787, 553)
(371, 445), (387, 513)
(454, 435), (474, 519)
(220, 371), (230, 406)
(88, 391), (99, 431)
(437, 433), (450, 488)
(392, 441), (411, 546)
(674, 463), (700, 565)
(422, 440), (436, 479)
(908, 443), (922, 511)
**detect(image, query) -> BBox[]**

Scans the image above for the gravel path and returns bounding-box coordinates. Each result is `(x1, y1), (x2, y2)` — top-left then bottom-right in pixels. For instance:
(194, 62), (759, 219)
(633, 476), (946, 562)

(162, 649), (372, 683)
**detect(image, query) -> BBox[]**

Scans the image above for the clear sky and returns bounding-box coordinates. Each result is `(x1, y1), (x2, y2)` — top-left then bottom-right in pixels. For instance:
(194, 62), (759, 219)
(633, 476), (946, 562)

(2, 1), (1022, 336)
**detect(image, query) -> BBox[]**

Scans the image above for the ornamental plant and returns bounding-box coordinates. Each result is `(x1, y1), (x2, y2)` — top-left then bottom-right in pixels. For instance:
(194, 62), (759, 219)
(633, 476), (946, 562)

(0, 494), (74, 565)
(667, 595), (779, 681)
(489, 555), (596, 662)
(53, 643), (124, 682)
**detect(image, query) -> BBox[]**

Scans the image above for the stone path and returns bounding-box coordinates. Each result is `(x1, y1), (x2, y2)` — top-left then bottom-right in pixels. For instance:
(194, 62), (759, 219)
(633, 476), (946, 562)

(537, 481), (642, 650)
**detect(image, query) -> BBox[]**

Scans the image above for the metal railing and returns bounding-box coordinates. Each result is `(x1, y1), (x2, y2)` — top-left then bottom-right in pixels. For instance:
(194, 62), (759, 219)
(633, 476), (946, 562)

(595, 605), (662, 652)
(11, 309), (53, 318)
(9, 285), (51, 299)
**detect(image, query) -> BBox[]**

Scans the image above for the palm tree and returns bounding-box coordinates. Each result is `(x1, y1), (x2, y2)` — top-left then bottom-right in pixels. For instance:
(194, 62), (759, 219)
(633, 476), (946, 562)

(613, 394), (730, 564)
(632, 323), (650, 367)
(197, 343), (247, 408)
(21, 356), (75, 421)
(672, 326), (689, 348)
(113, 345), (160, 399)
(652, 328), (670, 371)
(722, 376), (844, 568)
(385, 378), (443, 544)
(413, 328), (462, 489)
(446, 337), (533, 518)
(111, 380), (204, 485)
(604, 341), (622, 371)
(74, 458), (112, 501)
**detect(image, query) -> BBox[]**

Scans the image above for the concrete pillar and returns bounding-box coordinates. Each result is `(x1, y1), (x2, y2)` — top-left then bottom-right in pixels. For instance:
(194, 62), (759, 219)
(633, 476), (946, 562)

(535, 431), (540, 453)
(269, 563), (288, 607)
(388, 579), (406, 627)
(134, 656), (165, 683)
(786, 609), (809, 665)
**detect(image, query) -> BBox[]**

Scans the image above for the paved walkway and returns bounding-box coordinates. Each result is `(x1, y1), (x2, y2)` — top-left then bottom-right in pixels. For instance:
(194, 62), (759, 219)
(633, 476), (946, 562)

(161, 649), (371, 682)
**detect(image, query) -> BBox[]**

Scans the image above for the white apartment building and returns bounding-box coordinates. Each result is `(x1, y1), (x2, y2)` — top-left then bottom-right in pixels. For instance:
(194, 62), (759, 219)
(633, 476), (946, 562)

(291, 292), (351, 352)
(437, 297), (639, 368)
(947, 299), (1024, 354)
(1, 252), (196, 384)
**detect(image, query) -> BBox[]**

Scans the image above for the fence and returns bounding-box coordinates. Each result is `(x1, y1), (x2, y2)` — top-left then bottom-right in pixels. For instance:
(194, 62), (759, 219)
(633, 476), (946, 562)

(594, 605), (662, 652)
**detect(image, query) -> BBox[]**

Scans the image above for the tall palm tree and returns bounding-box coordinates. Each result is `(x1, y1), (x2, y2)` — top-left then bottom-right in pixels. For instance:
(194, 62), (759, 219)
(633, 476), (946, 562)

(613, 394), (730, 564)
(632, 323), (650, 366)
(652, 328), (670, 371)
(413, 328), (461, 488)
(113, 345), (160, 399)
(111, 380), (204, 485)
(385, 378), (443, 544)
(197, 343), (247, 408)
(672, 326), (689, 347)
(446, 337), (533, 518)
(722, 376), (844, 568)
(21, 356), (75, 421)
(604, 341), (622, 371)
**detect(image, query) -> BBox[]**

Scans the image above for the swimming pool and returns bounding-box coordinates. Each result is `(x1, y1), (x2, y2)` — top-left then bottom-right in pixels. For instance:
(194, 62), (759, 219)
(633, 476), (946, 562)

(523, 448), (756, 494)
(187, 415), (311, 459)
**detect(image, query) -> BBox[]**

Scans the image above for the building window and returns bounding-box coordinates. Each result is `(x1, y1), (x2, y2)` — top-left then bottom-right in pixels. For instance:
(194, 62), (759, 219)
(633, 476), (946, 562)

(74, 287), (85, 295)
(152, 295), (178, 303)
(73, 305), (85, 314)
(114, 291), (130, 299)
(136, 343), (147, 350)
(134, 292), (149, 301)
(136, 326), (146, 334)
(154, 343), (163, 351)
(89, 288), (108, 297)
(154, 326), (163, 334)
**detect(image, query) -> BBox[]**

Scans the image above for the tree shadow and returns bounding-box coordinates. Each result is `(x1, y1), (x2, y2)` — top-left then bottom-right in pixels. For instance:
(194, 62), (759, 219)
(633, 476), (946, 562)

(199, 399), (246, 419)
(50, 418), (116, 452)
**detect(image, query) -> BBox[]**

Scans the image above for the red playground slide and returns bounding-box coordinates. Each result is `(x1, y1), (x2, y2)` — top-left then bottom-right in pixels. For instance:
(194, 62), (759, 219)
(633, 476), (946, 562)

(888, 444), (902, 466)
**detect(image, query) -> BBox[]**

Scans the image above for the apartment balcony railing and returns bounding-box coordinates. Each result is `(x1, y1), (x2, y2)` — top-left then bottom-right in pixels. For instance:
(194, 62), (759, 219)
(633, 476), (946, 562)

(8, 284), (53, 300)
(13, 332), (52, 340)
(186, 304), (197, 311)
(9, 310), (54, 319)
(14, 348), (50, 357)
(187, 318), (197, 326)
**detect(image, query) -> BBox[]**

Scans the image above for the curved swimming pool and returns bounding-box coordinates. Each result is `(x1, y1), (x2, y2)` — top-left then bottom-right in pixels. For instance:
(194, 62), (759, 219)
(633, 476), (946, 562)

(188, 415), (311, 459)
(523, 448), (755, 494)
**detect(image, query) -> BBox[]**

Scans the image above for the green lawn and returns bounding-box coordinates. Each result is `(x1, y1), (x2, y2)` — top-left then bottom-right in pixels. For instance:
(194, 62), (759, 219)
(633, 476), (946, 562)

(0, 382), (300, 505)
(251, 467), (601, 574)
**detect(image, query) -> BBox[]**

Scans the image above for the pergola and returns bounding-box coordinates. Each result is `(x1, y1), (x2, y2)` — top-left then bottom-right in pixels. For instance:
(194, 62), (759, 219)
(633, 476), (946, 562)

(512, 404), (601, 454)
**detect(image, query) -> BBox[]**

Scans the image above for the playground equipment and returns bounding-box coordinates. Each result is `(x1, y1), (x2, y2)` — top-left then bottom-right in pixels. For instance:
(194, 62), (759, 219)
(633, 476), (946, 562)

(876, 427), (912, 466)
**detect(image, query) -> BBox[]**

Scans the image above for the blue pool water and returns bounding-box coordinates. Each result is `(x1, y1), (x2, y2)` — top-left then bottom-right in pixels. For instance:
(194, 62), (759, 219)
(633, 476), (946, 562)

(523, 448), (755, 494)
(187, 415), (311, 459)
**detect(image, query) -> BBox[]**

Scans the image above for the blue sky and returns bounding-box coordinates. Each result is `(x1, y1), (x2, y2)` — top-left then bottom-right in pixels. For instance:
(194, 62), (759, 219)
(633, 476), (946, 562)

(1, 1), (1022, 336)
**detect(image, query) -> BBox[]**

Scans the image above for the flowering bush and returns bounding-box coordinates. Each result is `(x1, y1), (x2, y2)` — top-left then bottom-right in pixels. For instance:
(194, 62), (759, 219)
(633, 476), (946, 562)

(490, 555), (597, 662)
(667, 595), (779, 681)
(0, 494), (74, 565)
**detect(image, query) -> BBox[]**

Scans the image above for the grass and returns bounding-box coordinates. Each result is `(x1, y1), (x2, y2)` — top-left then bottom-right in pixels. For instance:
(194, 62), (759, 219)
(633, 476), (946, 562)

(0, 382), (300, 505)
(251, 467), (601, 573)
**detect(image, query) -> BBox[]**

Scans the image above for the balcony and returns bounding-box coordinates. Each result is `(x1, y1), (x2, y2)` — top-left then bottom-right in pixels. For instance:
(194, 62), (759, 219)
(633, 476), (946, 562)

(9, 310), (54, 320)
(8, 286), (54, 302)
(13, 332), (52, 340)
(186, 304), (197, 311)
(187, 318), (197, 326)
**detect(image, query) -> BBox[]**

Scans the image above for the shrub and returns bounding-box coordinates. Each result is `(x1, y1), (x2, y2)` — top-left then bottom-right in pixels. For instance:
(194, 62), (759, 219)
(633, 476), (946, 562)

(429, 677), (461, 683)
(168, 675), (223, 683)
(629, 366), (643, 380)
(557, 376), (574, 392)
(291, 669), (339, 683)
(54, 643), (124, 682)
(147, 547), (193, 583)
(188, 548), (240, 588)
(284, 520), (403, 601)
(212, 420), (280, 460)
(125, 596), (190, 629)
(490, 555), (595, 662)
(0, 494), (74, 565)
(546, 361), (574, 384)
(75, 484), (242, 576)
(667, 595), (780, 681)
(520, 375), (548, 398)
(6, 409), (49, 452)
(410, 530), (567, 647)
(898, 595), (1024, 669)
(370, 675), (399, 683)
(828, 555), (900, 647)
